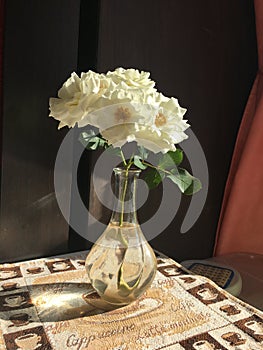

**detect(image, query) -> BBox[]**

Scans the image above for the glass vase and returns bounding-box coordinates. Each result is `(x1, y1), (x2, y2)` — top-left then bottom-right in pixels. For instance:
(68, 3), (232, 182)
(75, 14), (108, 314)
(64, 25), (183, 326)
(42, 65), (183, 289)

(85, 167), (157, 306)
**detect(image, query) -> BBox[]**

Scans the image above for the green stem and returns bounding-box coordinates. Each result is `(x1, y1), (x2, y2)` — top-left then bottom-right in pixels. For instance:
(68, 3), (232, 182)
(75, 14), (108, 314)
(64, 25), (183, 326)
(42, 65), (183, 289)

(141, 160), (173, 175)
(118, 152), (135, 227)
(120, 150), (127, 167)
(119, 163), (133, 226)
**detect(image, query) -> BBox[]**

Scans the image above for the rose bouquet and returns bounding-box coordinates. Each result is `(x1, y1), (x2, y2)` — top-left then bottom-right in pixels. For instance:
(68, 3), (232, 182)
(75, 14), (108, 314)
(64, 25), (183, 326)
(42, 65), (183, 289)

(49, 67), (201, 194)
(49, 68), (202, 305)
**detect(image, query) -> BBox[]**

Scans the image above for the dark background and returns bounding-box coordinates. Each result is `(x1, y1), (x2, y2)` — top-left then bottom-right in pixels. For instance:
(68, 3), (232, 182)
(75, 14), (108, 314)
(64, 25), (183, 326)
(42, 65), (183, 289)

(0, 0), (258, 262)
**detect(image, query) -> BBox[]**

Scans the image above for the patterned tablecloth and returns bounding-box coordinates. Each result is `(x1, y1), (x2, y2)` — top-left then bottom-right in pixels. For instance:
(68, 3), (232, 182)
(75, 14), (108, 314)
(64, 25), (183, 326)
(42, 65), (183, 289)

(0, 250), (262, 350)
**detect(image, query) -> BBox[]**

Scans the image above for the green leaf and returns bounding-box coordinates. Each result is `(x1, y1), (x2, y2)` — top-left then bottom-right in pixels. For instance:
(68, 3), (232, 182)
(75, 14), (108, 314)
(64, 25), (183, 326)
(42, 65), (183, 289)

(144, 168), (165, 189)
(117, 262), (142, 297)
(79, 131), (107, 150)
(105, 145), (123, 158)
(138, 146), (149, 160)
(167, 168), (202, 194)
(167, 168), (193, 193)
(98, 138), (107, 148)
(93, 279), (108, 294)
(79, 130), (95, 146)
(158, 149), (183, 169)
(184, 177), (202, 195)
(89, 139), (100, 150)
(134, 155), (147, 170)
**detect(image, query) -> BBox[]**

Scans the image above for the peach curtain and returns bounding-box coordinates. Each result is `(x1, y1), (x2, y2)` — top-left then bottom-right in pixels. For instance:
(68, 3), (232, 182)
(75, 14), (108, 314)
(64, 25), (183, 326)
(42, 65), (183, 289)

(214, 0), (263, 256)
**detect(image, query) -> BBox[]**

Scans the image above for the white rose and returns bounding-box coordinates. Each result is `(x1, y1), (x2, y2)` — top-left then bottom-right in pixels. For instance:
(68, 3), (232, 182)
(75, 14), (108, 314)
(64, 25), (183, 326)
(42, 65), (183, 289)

(49, 72), (82, 129)
(49, 71), (111, 129)
(106, 67), (156, 90)
(101, 124), (138, 148)
(134, 125), (177, 153)
(156, 97), (189, 144)
(78, 82), (154, 128)
(88, 97), (188, 154)
(139, 94), (189, 147)
(49, 68), (190, 155)
(85, 102), (141, 131)
(102, 123), (178, 154)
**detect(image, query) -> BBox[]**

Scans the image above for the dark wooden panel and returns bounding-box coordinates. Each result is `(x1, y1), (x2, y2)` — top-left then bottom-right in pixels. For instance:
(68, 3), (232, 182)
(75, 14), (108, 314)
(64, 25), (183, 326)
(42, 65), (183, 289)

(0, 0), (81, 262)
(94, 0), (257, 261)
(68, 0), (101, 252)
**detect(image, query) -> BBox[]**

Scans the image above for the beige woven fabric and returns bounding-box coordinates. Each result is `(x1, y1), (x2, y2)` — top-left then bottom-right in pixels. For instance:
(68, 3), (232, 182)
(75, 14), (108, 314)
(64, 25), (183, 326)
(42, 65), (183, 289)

(0, 251), (262, 349)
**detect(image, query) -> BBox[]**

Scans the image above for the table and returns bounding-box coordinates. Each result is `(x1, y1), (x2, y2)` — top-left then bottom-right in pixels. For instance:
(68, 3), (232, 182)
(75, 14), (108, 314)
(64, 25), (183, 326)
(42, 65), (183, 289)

(0, 251), (262, 350)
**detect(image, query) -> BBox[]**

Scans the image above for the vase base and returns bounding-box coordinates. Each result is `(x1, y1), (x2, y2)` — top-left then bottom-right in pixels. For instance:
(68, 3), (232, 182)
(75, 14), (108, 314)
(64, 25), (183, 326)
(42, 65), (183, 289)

(82, 290), (131, 311)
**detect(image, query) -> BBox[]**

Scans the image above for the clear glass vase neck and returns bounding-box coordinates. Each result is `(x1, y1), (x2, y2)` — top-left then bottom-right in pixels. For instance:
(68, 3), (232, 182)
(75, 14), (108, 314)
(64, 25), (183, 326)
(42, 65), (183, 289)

(110, 167), (141, 227)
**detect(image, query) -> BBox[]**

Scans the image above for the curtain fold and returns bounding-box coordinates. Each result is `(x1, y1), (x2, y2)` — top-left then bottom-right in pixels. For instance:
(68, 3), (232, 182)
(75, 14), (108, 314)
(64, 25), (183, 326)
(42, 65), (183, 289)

(214, 0), (263, 255)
